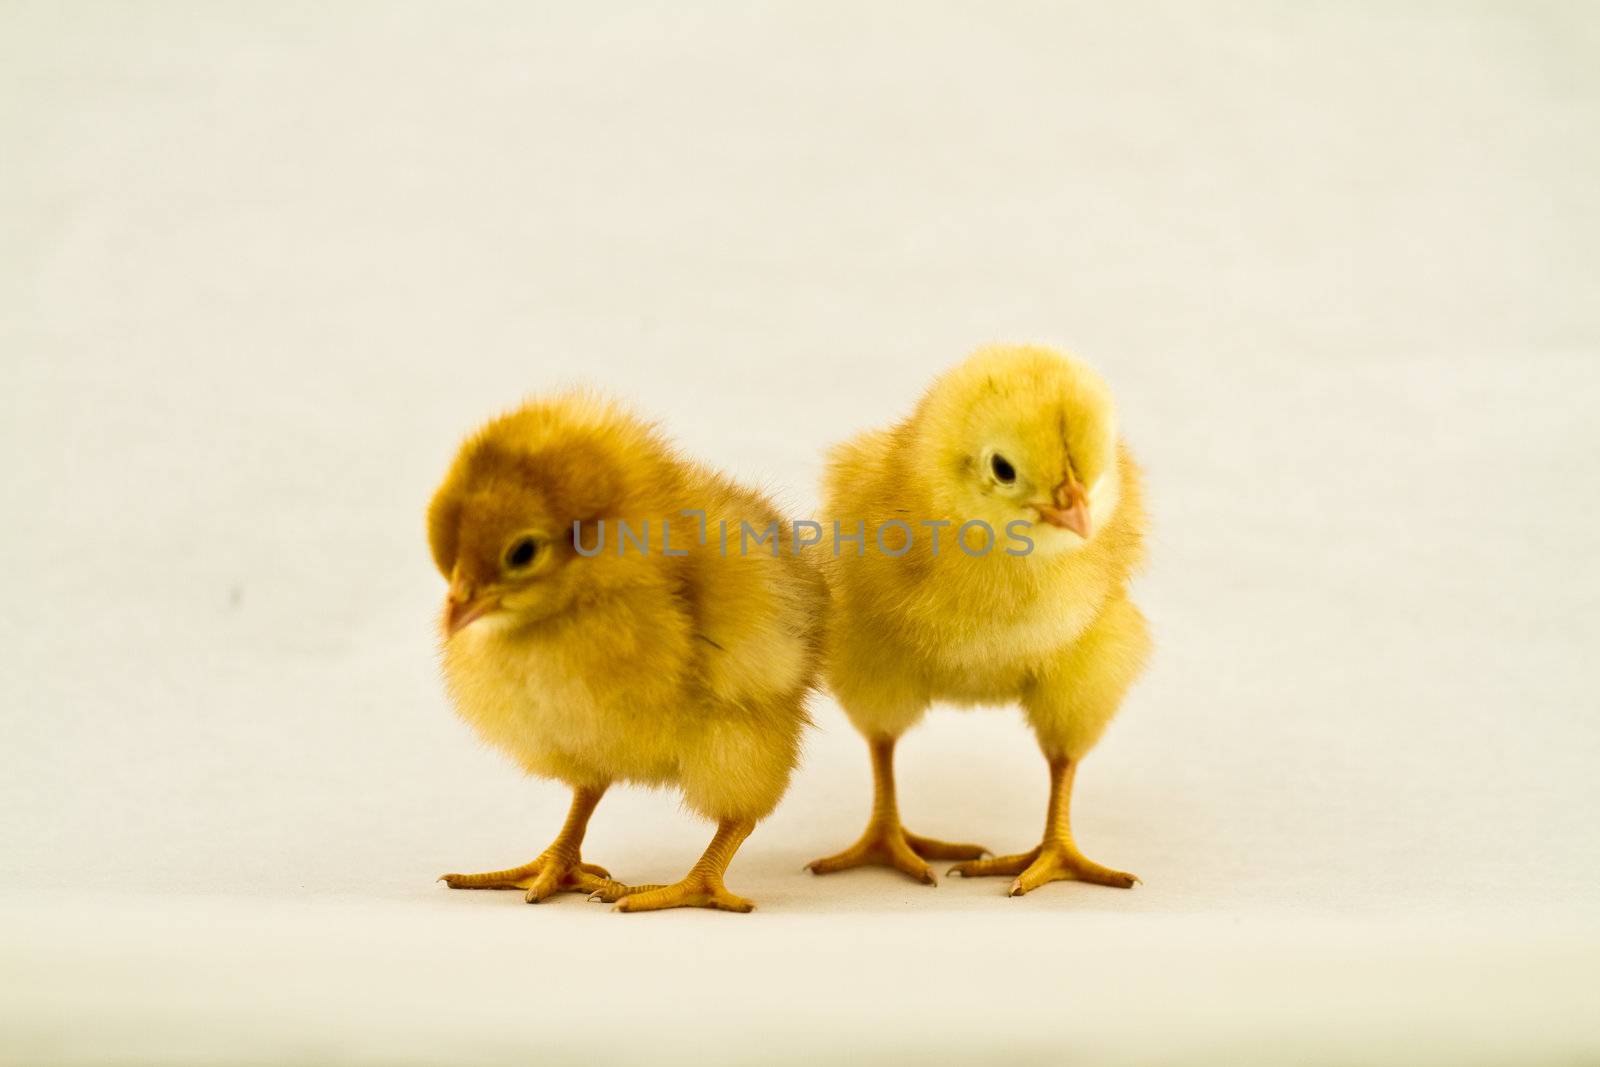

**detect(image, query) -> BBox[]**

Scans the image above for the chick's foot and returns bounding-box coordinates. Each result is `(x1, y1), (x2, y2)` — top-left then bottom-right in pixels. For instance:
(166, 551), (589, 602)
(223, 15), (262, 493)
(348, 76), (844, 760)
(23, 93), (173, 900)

(808, 736), (988, 884)
(606, 874), (754, 913)
(948, 840), (1138, 895)
(807, 822), (989, 885)
(440, 852), (629, 903)
(602, 817), (759, 913)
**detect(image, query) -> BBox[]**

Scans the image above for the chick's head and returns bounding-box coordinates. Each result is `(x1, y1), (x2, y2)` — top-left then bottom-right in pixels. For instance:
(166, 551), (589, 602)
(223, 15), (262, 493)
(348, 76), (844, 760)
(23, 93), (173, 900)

(912, 345), (1120, 552)
(427, 393), (671, 637)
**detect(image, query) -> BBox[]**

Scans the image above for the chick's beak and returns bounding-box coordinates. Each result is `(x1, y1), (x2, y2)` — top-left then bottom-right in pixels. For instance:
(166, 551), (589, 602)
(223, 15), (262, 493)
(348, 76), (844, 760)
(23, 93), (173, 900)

(445, 579), (500, 638)
(1036, 476), (1092, 538)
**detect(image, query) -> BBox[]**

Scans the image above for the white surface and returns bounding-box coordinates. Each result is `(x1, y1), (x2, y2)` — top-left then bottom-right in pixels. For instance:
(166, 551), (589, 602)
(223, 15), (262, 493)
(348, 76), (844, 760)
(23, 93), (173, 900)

(3, 3), (1598, 1064)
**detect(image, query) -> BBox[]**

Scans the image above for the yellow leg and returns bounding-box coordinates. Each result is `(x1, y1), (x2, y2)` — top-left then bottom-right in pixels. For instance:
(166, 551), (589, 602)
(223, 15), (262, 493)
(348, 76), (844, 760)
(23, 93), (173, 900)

(440, 785), (630, 903)
(604, 818), (758, 913)
(949, 756), (1138, 895)
(806, 736), (988, 885)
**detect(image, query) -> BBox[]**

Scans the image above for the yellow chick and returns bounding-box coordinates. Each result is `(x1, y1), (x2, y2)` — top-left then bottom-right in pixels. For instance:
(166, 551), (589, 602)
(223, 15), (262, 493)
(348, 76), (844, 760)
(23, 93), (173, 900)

(429, 392), (824, 912)
(807, 345), (1150, 895)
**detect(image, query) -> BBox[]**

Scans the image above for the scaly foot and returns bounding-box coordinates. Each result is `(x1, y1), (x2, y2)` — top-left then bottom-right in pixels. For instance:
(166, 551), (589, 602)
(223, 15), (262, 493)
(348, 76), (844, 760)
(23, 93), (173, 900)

(604, 873), (754, 913)
(949, 839), (1138, 895)
(440, 852), (628, 903)
(807, 822), (989, 885)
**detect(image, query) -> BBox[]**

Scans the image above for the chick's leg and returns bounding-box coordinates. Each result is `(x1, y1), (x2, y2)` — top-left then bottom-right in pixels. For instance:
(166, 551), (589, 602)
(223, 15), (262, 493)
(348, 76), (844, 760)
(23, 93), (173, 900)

(949, 756), (1137, 894)
(607, 818), (757, 913)
(440, 785), (630, 903)
(806, 736), (988, 884)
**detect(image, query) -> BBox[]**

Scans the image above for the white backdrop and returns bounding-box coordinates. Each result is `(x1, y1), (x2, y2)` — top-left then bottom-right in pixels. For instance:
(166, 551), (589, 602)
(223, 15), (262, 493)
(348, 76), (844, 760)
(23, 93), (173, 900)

(3, 3), (1598, 1064)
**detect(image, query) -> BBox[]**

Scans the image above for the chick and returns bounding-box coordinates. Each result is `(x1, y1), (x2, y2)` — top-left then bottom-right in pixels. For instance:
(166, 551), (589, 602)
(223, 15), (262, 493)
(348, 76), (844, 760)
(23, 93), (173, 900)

(429, 392), (823, 912)
(807, 344), (1150, 895)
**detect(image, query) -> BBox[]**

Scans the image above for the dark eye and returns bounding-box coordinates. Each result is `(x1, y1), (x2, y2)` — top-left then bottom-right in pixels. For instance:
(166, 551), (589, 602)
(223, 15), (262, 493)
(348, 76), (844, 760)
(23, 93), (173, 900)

(990, 453), (1016, 484)
(504, 536), (538, 570)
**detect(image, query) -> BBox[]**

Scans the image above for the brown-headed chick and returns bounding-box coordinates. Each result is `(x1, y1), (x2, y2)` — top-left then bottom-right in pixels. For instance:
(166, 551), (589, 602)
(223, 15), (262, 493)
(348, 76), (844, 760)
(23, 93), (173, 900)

(430, 392), (824, 912)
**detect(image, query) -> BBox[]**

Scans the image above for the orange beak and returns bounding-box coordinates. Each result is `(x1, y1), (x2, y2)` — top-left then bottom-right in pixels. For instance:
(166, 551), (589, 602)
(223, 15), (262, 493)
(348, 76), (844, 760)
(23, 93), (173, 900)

(1036, 475), (1091, 538)
(444, 579), (500, 638)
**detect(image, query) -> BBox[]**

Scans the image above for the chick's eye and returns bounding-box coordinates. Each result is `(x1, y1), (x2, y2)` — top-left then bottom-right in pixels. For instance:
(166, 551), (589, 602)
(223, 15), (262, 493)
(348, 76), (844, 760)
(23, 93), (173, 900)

(990, 453), (1016, 484)
(504, 536), (538, 570)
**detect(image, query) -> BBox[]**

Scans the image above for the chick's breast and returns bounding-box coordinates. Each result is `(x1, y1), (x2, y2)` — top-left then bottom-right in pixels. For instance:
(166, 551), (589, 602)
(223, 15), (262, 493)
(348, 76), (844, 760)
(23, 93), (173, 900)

(442, 572), (698, 789)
